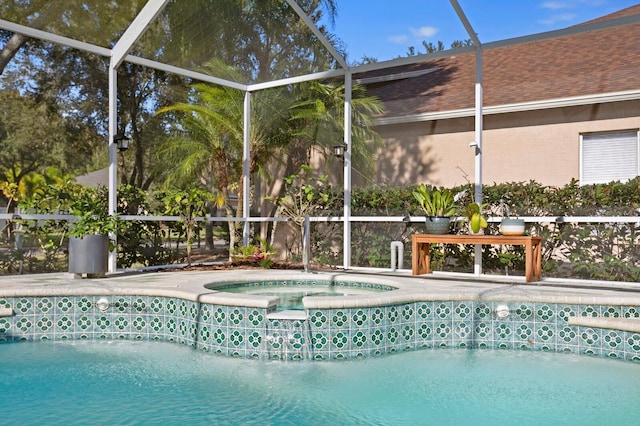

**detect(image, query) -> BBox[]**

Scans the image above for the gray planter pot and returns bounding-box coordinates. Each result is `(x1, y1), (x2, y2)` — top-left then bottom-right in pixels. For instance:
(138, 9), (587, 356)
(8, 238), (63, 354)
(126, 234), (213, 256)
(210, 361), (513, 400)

(424, 216), (451, 234)
(69, 235), (109, 275)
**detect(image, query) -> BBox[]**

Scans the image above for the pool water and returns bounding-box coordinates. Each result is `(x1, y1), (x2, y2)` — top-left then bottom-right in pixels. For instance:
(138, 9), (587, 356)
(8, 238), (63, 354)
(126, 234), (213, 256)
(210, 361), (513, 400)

(218, 283), (390, 310)
(2, 341), (639, 425)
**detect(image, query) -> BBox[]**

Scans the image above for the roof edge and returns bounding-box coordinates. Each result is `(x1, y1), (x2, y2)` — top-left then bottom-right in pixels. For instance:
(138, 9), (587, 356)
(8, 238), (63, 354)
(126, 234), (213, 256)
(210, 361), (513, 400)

(375, 89), (640, 125)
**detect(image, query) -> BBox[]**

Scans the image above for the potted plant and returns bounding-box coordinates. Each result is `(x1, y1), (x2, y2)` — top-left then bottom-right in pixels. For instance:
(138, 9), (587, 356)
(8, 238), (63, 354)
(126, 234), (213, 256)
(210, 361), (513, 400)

(67, 185), (117, 277)
(463, 201), (488, 234)
(500, 217), (525, 235)
(498, 199), (525, 235)
(412, 184), (457, 234)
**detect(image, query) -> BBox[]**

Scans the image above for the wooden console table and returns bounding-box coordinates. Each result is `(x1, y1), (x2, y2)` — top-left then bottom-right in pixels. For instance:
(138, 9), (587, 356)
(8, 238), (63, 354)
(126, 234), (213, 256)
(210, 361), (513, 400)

(411, 234), (543, 282)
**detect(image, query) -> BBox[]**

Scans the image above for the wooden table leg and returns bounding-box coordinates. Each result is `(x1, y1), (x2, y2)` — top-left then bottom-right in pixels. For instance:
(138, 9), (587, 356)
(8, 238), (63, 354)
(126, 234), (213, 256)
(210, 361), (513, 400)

(412, 238), (419, 274)
(532, 240), (542, 281)
(524, 239), (543, 282)
(422, 243), (431, 275)
(525, 241), (533, 282)
(412, 241), (431, 275)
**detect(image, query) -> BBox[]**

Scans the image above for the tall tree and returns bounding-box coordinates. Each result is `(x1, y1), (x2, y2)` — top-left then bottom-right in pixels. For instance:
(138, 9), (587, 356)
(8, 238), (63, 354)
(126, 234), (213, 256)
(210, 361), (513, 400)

(406, 39), (474, 56)
(157, 74), (383, 252)
(0, 1), (146, 75)
(150, 0), (342, 84)
(0, 91), (75, 182)
(116, 63), (188, 190)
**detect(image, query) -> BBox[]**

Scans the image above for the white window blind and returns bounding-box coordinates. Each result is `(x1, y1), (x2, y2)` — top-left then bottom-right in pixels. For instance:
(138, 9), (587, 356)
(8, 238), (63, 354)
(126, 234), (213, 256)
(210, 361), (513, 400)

(580, 130), (639, 185)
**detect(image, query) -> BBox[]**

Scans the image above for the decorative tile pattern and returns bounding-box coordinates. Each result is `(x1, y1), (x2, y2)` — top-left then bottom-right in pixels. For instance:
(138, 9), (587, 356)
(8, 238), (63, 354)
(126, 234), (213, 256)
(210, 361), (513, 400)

(215, 279), (395, 293)
(0, 295), (638, 363)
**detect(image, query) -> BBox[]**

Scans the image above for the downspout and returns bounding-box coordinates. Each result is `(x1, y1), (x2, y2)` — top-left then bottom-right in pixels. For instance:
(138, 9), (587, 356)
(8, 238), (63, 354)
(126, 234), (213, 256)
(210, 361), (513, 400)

(303, 215), (310, 273)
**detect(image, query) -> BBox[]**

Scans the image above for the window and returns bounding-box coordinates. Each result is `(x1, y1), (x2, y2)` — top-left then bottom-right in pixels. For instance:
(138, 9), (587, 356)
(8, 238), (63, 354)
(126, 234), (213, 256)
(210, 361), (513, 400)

(580, 130), (639, 185)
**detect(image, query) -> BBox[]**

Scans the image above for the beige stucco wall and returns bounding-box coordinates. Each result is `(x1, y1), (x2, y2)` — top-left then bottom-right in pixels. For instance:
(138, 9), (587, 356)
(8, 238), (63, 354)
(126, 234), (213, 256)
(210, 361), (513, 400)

(372, 100), (640, 188)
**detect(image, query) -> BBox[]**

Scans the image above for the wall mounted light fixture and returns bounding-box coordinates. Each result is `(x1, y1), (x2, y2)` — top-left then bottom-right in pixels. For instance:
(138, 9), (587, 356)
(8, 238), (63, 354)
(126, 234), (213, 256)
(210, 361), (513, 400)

(113, 134), (131, 152)
(333, 143), (347, 160)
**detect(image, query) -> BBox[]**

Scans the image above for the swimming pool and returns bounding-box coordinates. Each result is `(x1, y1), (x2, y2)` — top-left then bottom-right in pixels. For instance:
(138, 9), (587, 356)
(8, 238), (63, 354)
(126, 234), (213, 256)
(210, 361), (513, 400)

(2, 340), (639, 425)
(1, 270), (640, 424)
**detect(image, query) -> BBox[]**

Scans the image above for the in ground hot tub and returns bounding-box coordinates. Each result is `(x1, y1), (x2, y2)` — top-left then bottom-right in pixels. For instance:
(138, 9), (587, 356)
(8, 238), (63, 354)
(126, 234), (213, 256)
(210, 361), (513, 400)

(206, 279), (396, 310)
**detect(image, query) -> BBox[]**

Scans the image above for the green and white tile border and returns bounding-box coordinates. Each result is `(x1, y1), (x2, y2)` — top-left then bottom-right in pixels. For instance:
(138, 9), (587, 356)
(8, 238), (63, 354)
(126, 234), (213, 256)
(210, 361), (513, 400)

(0, 271), (639, 362)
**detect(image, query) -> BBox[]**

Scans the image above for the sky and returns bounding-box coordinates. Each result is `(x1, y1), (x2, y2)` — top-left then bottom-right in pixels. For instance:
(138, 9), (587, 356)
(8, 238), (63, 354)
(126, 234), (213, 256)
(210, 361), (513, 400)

(326, 0), (640, 63)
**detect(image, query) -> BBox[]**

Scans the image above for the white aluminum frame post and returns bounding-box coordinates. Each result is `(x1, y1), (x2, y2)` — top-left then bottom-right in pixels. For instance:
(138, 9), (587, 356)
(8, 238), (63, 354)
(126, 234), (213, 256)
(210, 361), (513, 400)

(343, 72), (353, 268)
(451, 0), (484, 276)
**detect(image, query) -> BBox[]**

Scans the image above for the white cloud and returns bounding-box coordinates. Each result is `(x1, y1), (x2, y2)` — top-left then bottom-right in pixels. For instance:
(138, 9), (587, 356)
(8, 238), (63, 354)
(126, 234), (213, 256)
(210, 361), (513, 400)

(541, 1), (570, 10)
(409, 26), (438, 38)
(577, 0), (606, 6)
(539, 0), (606, 25)
(388, 35), (408, 44)
(388, 25), (437, 46)
(541, 0), (606, 9)
(538, 13), (577, 25)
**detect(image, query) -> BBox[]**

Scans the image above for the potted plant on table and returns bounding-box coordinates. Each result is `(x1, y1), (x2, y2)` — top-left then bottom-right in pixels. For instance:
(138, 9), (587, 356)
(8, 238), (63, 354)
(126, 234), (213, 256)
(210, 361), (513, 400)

(412, 184), (457, 234)
(67, 185), (118, 277)
(463, 201), (488, 234)
(497, 199), (525, 236)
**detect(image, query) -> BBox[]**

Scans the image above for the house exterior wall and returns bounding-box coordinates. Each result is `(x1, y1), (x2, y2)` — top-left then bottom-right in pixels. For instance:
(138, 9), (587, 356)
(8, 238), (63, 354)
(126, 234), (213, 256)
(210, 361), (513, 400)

(371, 100), (640, 188)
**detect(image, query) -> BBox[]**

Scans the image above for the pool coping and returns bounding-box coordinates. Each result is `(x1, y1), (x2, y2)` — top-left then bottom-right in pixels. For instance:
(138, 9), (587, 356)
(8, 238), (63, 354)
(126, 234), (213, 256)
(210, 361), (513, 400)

(1, 268), (640, 311)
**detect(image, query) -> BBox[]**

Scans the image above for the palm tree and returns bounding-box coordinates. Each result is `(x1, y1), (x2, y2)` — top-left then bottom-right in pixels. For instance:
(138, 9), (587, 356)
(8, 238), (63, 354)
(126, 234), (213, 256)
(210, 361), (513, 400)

(264, 80), (383, 253)
(156, 71), (291, 254)
(156, 82), (243, 253)
(157, 75), (384, 255)
(286, 80), (384, 179)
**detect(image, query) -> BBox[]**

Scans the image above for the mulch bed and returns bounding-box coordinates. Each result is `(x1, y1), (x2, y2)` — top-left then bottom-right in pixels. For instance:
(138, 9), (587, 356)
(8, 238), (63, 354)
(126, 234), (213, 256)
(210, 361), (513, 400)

(160, 261), (308, 272)
(157, 247), (337, 272)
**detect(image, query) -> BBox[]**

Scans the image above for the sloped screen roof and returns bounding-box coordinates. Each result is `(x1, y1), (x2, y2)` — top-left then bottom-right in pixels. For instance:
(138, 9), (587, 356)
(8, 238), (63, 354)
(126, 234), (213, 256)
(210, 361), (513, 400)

(0, 0), (143, 48)
(0, 0), (340, 86)
(134, 0), (339, 84)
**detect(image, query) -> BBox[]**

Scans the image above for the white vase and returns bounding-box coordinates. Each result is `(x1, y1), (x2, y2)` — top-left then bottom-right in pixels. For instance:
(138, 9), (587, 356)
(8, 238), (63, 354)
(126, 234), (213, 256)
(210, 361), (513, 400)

(501, 218), (525, 235)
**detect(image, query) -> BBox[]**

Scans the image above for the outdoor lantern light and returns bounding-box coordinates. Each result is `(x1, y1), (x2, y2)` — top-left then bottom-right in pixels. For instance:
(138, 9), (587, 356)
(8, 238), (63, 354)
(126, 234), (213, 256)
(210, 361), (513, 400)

(113, 134), (131, 152)
(333, 143), (347, 160)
